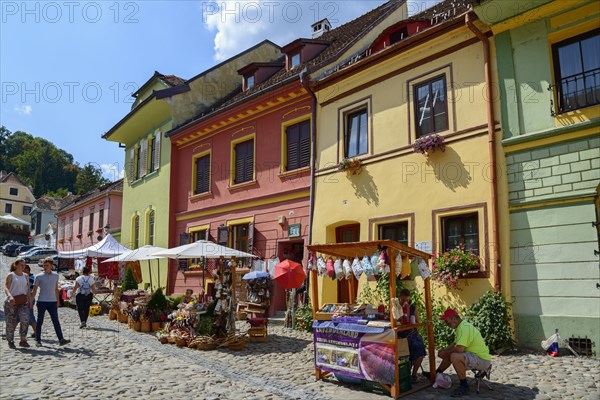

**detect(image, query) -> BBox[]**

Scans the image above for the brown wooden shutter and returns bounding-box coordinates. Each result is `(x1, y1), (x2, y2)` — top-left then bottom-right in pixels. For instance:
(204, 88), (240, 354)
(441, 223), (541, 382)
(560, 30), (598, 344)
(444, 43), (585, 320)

(217, 226), (229, 246)
(299, 121), (311, 168)
(140, 139), (148, 177)
(154, 130), (161, 171)
(247, 222), (255, 255)
(245, 139), (254, 182)
(286, 124), (299, 171)
(195, 155), (210, 194)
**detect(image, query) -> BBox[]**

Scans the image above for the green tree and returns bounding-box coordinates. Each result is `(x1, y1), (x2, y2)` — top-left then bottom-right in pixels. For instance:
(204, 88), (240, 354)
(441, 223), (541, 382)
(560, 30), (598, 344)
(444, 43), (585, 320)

(122, 266), (138, 292)
(46, 188), (70, 198)
(74, 164), (109, 195)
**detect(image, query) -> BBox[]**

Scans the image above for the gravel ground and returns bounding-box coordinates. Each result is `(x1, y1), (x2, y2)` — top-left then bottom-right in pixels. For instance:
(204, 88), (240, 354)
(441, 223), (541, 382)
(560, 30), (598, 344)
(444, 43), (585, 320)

(1, 255), (598, 400)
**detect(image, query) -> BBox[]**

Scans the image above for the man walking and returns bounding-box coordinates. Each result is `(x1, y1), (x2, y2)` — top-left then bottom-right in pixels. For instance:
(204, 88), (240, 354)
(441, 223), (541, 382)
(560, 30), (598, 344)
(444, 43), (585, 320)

(429, 309), (491, 397)
(32, 258), (70, 347)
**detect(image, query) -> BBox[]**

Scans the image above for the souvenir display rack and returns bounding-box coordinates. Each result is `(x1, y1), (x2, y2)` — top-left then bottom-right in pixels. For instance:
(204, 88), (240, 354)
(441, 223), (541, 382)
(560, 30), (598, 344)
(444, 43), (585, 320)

(306, 240), (436, 398)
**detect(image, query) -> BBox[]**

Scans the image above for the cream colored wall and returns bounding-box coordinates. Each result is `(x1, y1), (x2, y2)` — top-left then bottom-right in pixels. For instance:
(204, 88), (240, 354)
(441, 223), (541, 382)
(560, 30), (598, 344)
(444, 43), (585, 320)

(0, 176), (34, 222)
(312, 27), (497, 309)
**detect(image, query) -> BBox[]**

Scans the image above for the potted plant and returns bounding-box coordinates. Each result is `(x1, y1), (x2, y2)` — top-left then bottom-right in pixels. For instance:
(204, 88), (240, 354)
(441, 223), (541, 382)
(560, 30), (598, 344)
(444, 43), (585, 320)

(76, 233), (82, 240)
(87, 231), (93, 237)
(338, 157), (362, 175)
(432, 244), (480, 290)
(412, 133), (446, 156)
(58, 238), (64, 244)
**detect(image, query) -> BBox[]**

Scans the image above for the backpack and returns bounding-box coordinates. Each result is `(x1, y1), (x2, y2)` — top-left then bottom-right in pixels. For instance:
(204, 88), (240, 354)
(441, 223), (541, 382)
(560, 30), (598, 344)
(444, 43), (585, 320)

(80, 277), (92, 295)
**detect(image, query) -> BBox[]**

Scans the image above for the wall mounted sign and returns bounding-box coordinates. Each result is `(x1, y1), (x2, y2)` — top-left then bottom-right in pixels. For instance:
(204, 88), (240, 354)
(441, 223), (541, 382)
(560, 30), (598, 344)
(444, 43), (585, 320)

(288, 223), (301, 238)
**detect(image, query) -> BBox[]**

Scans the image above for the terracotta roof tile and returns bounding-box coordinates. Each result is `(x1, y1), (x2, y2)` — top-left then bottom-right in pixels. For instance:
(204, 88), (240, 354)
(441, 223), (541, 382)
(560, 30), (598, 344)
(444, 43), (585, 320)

(58, 179), (123, 213)
(160, 74), (186, 87)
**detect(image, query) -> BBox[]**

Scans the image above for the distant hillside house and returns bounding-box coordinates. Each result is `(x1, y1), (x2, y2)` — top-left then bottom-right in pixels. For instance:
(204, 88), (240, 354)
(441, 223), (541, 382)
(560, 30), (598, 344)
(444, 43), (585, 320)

(30, 194), (76, 249)
(0, 171), (35, 243)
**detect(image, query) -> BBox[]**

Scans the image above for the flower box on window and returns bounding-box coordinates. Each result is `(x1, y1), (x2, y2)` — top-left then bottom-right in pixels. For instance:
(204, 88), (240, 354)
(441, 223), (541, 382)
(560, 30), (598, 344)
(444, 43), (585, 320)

(96, 228), (104, 233)
(338, 157), (362, 175)
(412, 133), (445, 156)
(432, 244), (480, 290)
(87, 231), (93, 237)
(76, 233), (82, 239)
(67, 237), (72, 242)
(58, 239), (64, 244)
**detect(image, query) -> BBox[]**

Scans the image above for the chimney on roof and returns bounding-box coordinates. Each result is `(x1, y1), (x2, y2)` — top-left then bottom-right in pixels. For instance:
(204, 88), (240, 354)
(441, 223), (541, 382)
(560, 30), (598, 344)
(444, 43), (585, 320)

(311, 18), (331, 38)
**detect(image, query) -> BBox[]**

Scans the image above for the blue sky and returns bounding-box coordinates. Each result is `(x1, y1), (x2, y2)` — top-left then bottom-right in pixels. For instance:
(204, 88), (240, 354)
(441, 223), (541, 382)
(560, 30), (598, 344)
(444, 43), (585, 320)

(1, 1), (439, 181)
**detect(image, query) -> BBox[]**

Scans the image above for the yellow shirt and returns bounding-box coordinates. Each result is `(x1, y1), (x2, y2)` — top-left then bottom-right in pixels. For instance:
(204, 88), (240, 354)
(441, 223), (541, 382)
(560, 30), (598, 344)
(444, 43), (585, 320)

(455, 321), (491, 361)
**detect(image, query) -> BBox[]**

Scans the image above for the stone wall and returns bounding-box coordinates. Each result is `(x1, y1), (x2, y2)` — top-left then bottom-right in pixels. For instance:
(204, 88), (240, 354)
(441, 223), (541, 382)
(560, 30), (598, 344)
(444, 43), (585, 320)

(507, 136), (600, 204)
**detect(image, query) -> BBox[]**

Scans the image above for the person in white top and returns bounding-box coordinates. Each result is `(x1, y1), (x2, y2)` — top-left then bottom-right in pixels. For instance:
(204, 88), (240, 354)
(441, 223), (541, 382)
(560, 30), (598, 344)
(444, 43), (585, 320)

(70, 266), (96, 328)
(3, 258), (31, 349)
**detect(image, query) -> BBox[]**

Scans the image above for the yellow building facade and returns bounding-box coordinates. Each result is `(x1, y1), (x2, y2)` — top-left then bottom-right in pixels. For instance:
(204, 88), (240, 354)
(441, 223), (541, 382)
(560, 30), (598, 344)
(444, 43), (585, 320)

(310, 7), (510, 308)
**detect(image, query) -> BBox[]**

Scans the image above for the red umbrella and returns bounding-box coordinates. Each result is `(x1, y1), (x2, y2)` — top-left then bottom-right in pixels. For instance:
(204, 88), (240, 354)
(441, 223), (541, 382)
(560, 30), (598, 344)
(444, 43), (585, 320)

(274, 259), (306, 289)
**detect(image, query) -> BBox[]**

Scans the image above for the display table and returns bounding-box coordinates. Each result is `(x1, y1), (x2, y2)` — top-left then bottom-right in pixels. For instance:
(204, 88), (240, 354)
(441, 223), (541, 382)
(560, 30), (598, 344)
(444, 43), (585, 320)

(120, 291), (146, 303)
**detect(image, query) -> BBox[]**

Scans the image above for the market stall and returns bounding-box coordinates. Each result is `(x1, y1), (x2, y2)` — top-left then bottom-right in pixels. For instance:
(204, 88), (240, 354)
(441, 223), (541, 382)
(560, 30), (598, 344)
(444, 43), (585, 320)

(152, 241), (257, 348)
(306, 240), (436, 398)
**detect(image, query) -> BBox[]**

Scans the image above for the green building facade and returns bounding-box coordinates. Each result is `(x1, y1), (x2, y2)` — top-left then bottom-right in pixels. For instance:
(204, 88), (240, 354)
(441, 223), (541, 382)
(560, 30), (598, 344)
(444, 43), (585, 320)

(474, 0), (600, 354)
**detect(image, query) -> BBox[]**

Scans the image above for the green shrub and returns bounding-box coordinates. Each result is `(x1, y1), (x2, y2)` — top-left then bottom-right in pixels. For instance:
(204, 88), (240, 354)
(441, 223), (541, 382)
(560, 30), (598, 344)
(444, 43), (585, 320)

(464, 291), (515, 352)
(411, 290), (456, 350)
(121, 266), (138, 292)
(167, 294), (184, 309)
(147, 287), (168, 310)
(295, 303), (313, 333)
(196, 316), (215, 336)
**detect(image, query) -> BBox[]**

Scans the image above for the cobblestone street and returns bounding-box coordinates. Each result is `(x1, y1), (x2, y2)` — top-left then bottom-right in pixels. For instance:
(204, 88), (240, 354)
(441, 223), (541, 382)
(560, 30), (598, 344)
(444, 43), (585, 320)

(1, 256), (599, 400)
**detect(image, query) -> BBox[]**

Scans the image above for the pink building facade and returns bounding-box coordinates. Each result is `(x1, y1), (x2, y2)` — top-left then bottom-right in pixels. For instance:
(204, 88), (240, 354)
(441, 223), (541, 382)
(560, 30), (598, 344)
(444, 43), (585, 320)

(166, 82), (312, 314)
(56, 180), (123, 252)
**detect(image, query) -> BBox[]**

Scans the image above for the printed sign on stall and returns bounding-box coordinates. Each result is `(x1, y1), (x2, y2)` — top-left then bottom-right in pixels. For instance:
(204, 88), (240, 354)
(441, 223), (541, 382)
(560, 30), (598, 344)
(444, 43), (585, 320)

(314, 323), (396, 385)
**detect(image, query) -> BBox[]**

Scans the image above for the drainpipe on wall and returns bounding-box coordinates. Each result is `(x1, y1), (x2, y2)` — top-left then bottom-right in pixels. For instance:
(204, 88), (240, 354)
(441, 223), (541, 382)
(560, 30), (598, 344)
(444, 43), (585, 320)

(466, 12), (501, 293)
(300, 67), (318, 300)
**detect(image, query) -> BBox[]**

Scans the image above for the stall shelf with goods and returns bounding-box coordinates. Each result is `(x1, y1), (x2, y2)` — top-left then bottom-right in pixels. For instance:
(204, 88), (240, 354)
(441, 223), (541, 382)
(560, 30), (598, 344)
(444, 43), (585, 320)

(306, 240), (435, 398)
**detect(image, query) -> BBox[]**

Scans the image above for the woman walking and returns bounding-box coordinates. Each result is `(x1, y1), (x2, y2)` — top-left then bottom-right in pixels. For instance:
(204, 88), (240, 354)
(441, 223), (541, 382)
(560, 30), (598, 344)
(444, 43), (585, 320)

(4, 258), (31, 349)
(22, 265), (37, 337)
(70, 266), (95, 328)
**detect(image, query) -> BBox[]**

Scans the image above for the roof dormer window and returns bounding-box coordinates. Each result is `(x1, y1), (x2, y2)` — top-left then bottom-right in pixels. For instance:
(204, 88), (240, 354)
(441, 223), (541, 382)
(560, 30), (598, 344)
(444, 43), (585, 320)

(245, 75), (255, 91)
(290, 52), (301, 69)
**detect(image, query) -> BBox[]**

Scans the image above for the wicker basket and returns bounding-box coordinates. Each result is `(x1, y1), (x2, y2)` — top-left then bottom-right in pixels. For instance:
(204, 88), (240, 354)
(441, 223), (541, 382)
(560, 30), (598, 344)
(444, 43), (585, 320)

(175, 337), (187, 347)
(109, 309), (117, 320)
(228, 340), (246, 351)
(159, 336), (168, 344)
(140, 321), (151, 332)
(151, 322), (162, 332)
(236, 311), (247, 320)
(118, 311), (128, 323)
(132, 320), (141, 331)
(197, 342), (217, 351)
(167, 336), (177, 344)
(187, 341), (197, 349)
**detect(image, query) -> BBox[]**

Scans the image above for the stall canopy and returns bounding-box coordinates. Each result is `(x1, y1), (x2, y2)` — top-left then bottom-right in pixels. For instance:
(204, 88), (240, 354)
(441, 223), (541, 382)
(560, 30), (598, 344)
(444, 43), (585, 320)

(58, 234), (130, 259)
(101, 245), (166, 263)
(0, 214), (30, 225)
(152, 240), (257, 259)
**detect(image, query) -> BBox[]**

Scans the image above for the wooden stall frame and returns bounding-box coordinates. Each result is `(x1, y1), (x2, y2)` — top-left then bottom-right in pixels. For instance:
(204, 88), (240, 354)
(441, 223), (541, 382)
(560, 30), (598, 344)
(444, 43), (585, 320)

(307, 240), (436, 399)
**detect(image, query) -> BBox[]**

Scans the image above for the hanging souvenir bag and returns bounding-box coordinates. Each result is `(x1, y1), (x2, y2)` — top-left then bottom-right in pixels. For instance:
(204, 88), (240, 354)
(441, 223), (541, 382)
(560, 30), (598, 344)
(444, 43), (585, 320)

(326, 257), (335, 278)
(351, 257), (363, 280)
(342, 259), (352, 279)
(377, 248), (390, 273)
(362, 255), (373, 278)
(395, 252), (403, 276)
(371, 251), (381, 275)
(317, 256), (327, 276)
(308, 252), (316, 270)
(333, 259), (344, 279)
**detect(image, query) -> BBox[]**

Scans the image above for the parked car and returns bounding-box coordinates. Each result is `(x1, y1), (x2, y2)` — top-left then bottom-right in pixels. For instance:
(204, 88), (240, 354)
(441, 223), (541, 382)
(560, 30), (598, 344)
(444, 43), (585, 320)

(3, 242), (27, 256)
(16, 245), (37, 255)
(38, 255), (59, 267)
(20, 247), (48, 258)
(23, 249), (58, 263)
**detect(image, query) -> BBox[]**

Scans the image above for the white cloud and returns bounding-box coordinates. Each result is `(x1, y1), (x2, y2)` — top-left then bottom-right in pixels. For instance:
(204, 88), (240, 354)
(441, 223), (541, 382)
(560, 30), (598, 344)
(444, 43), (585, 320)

(100, 163), (124, 181)
(14, 105), (32, 115)
(202, 1), (444, 61)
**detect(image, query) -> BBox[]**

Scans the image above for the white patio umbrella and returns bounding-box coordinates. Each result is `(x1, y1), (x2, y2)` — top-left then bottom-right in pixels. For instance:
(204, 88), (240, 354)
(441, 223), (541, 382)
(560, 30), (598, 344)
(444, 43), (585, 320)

(0, 214), (29, 225)
(152, 240), (257, 259)
(103, 245), (167, 290)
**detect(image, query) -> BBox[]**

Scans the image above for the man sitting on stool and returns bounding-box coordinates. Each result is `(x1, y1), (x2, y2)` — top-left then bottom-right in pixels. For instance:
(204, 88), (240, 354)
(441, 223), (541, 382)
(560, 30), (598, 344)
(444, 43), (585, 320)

(430, 309), (491, 397)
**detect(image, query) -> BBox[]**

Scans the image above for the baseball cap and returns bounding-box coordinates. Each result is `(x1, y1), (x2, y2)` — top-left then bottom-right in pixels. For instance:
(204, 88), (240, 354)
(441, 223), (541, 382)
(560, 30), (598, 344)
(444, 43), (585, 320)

(440, 309), (459, 320)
